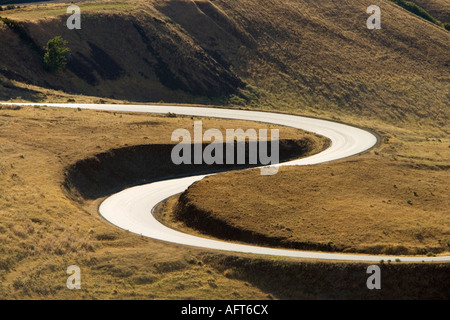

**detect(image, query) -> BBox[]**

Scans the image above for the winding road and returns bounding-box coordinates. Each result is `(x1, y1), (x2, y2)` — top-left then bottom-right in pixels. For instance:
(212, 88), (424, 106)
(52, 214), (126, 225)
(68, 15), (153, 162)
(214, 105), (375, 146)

(3, 102), (450, 262)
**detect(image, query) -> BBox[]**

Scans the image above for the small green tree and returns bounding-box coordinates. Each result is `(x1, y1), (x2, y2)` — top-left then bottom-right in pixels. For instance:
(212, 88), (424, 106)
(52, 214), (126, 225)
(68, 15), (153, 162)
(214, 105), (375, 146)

(43, 36), (70, 72)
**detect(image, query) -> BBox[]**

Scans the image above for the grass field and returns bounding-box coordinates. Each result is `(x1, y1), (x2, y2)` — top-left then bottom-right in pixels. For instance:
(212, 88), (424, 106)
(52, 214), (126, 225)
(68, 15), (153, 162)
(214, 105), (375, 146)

(0, 106), (448, 300)
(1, 0), (449, 121)
(0, 104), (327, 299)
(0, 1), (133, 21)
(0, 0), (448, 299)
(172, 159), (449, 255)
(400, 0), (449, 24)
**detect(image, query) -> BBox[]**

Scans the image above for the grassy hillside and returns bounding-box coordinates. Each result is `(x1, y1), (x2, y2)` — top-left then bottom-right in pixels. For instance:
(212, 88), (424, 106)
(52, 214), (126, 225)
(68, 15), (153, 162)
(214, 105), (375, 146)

(0, 0), (448, 129)
(0, 104), (323, 299)
(0, 105), (448, 300)
(0, 0), (449, 299)
(389, 0), (448, 29)
(407, 0), (450, 24)
(174, 159), (450, 255)
(0, 1), (245, 103)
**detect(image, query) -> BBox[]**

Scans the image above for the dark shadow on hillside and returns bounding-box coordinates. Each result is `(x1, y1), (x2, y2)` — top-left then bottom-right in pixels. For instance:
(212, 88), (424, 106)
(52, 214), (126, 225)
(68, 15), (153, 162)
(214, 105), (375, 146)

(64, 139), (316, 201)
(204, 254), (450, 300)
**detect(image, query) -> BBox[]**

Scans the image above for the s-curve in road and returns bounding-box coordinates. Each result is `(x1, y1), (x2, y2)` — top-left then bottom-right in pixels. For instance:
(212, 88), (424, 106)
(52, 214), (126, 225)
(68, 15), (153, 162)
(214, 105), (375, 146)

(3, 102), (449, 262)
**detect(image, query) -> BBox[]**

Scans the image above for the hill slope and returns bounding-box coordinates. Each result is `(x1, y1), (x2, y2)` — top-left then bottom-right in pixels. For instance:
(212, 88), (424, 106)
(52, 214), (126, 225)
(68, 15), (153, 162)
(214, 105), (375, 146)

(0, 0), (448, 129)
(0, 1), (449, 300)
(408, 0), (449, 23)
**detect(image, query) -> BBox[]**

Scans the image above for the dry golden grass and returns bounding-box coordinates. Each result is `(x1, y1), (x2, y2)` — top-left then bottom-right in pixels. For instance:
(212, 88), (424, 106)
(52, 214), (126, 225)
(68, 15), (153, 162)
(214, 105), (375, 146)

(0, 0), (449, 299)
(0, 1), (133, 21)
(0, 104), (320, 299)
(1, 0), (448, 125)
(175, 159), (449, 255)
(409, 0), (450, 23)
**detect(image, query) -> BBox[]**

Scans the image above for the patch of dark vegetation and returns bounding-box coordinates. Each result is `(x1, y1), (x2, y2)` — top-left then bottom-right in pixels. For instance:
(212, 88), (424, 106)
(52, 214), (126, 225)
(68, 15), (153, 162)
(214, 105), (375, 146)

(63, 139), (315, 200)
(43, 36), (70, 73)
(132, 275), (158, 285)
(96, 233), (118, 241)
(0, 257), (15, 272)
(129, 121), (162, 126)
(92, 264), (135, 278)
(0, 104), (21, 110)
(389, 0), (445, 28)
(153, 260), (187, 273)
